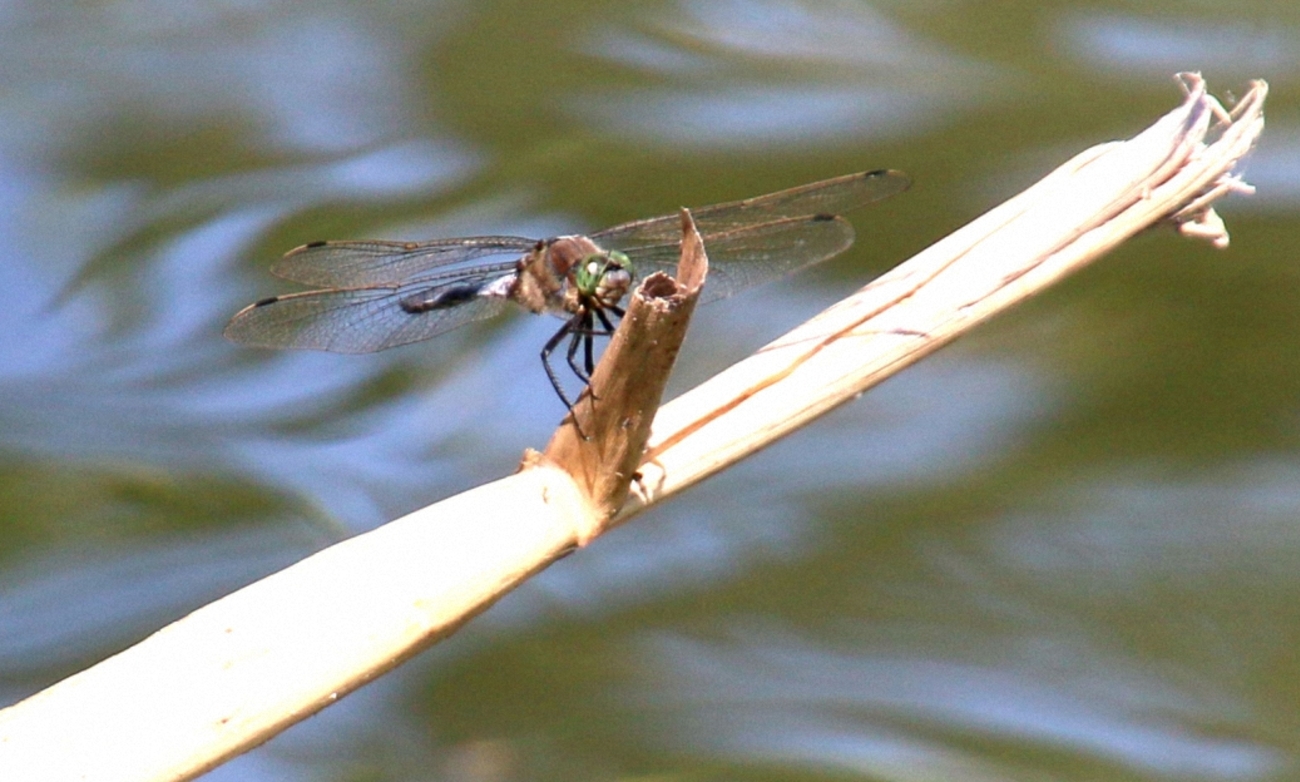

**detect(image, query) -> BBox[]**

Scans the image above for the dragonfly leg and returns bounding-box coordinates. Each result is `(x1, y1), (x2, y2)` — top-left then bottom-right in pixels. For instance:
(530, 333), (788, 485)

(542, 302), (628, 435)
(567, 309), (595, 384)
(592, 306), (620, 337)
(582, 310), (596, 377)
(542, 314), (597, 440)
(569, 304), (623, 381)
(541, 315), (582, 414)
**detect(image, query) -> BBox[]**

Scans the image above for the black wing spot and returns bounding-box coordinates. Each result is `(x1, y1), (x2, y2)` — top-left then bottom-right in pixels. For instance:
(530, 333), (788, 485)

(253, 295), (281, 307)
(304, 240), (328, 248)
(812, 213), (836, 222)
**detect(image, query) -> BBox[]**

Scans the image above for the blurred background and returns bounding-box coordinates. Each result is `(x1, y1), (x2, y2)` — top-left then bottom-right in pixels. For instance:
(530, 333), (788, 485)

(1, 1), (1297, 780)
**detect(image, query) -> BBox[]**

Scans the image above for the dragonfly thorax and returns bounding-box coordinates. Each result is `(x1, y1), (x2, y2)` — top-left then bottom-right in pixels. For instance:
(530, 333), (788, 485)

(508, 235), (635, 317)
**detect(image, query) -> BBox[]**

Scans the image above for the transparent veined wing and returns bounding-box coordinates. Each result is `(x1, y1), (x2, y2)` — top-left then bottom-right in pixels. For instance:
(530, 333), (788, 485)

(270, 237), (537, 287)
(621, 213), (855, 304)
(227, 169), (907, 355)
(223, 276), (511, 353)
(591, 169), (908, 250)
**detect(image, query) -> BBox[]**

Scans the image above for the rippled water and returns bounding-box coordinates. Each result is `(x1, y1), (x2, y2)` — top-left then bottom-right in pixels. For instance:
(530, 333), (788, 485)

(2, 1), (1297, 780)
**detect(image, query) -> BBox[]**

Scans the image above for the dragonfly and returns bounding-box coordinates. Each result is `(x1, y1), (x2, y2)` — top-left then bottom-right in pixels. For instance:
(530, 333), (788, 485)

(224, 169), (910, 411)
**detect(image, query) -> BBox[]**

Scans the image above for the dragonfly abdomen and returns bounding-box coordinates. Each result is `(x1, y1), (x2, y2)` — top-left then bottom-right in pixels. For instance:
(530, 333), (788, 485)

(399, 283), (485, 313)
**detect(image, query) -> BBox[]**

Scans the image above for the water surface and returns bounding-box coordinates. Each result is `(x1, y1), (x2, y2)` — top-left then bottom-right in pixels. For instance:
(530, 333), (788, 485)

(2, 1), (1298, 780)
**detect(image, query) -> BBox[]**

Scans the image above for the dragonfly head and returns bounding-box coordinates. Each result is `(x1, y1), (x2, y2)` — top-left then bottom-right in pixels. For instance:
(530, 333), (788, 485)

(574, 250), (633, 307)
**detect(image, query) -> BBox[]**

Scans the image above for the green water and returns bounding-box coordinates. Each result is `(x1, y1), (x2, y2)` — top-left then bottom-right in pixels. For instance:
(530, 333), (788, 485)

(1, 1), (1296, 780)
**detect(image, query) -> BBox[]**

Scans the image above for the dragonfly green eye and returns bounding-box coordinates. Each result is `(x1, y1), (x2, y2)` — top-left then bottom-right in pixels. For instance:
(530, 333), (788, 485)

(607, 250), (632, 273)
(574, 251), (632, 298)
(592, 251), (633, 307)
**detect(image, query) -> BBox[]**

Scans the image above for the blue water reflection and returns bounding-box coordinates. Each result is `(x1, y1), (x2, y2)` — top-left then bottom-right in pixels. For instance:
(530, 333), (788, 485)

(0, 526), (306, 683)
(990, 469), (1300, 594)
(576, 0), (997, 146)
(1061, 14), (1300, 78)
(0, 5), (441, 154)
(606, 464), (1300, 776)
(636, 628), (1279, 777)
(1224, 129), (1300, 208)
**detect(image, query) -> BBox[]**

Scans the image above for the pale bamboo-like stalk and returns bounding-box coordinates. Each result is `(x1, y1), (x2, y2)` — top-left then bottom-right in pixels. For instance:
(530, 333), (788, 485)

(0, 74), (1265, 782)
(623, 73), (1264, 520)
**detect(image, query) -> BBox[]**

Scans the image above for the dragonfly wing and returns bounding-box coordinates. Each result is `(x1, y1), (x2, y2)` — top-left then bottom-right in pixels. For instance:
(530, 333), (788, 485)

(592, 169), (908, 250)
(625, 214), (855, 304)
(270, 237), (536, 287)
(224, 282), (510, 354)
